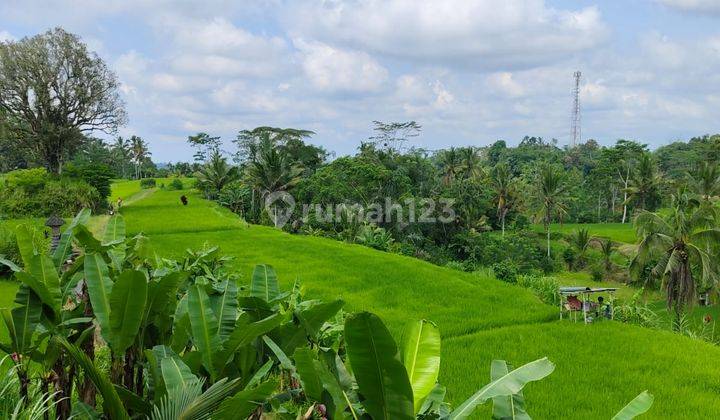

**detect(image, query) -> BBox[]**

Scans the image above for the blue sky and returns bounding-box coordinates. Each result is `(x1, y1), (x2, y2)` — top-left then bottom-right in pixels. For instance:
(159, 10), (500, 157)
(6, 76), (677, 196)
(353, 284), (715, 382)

(1, 0), (719, 162)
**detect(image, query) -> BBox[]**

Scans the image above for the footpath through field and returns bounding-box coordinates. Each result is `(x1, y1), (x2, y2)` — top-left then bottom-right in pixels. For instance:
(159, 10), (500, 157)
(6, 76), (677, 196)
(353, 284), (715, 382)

(116, 187), (720, 419)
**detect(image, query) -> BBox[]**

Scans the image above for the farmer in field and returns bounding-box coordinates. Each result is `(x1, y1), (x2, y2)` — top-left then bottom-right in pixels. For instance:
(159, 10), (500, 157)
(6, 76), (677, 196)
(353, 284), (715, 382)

(181, 195), (188, 206)
(117, 197), (123, 209)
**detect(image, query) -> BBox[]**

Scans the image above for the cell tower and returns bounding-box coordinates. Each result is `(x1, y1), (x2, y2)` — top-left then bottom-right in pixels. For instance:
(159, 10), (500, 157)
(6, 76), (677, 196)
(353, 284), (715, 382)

(570, 71), (582, 148)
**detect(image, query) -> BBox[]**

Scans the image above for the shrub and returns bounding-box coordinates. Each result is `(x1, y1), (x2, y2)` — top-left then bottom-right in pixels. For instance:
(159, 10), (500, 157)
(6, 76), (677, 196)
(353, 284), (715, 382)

(516, 274), (560, 305)
(0, 179), (102, 218)
(562, 246), (577, 270)
(3, 168), (48, 193)
(139, 178), (156, 189)
(444, 260), (466, 271)
(63, 162), (113, 200)
(0, 226), (18, 276)
(591, 264), (604, 282)
(355, 224), (394, 251)
(217, 181), (251, 215)
(492, 259), (519, 283)
(167, 178), (184, 190)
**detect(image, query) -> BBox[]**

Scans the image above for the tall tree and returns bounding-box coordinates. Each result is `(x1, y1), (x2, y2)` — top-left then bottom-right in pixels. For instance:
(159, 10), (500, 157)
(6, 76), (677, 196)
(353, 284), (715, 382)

(367, 120), (421, 153)
(687, 161), (720, 201)
(459, 147), (484, 180)
(438, 147), (462, 186)
(625, 152), (661, 212)
(0, 28), (126, 173)
(195, 150), (240, 199)
(234, 126), (315, 164)
(110, 136), (132, 178)
(245, 134), (304, 226)
(534, 164), (569, 258)
(130, 135), (150, 179)
(490, 162), (514, 236)
(187, 132), (222, 163)
(631, 191), (720, 323)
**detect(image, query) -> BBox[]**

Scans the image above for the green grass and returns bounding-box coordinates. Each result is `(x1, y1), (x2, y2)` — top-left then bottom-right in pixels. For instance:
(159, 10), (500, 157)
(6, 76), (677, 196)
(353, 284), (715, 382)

(532, 223), (637, 244)
(118, 186), (720, 418)
(122, 188), (556, 337)
(441, 321), (720, 418)
(3, 182), (720, 418)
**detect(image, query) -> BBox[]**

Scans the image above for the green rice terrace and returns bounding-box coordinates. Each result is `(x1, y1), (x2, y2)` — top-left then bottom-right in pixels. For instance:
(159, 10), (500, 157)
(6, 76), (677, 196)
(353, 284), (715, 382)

(3, 181), (718, 418)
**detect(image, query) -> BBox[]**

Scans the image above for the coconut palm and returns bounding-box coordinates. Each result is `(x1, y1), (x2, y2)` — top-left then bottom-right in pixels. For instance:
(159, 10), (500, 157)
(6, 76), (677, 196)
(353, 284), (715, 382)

(459, 147), (484, 180)
(111, 136), (131, 178)
(245, 135), (304, 226)
(129, 135), (150, 179)
(195, 150), (240, 199)
(490, 162), (514, 236)
(630, 190), (720, 322)
(534, 164), (569, 258)
(687, 161), (720, 201)
(625, 153), (661, 212)
(439, 147), (462, 186)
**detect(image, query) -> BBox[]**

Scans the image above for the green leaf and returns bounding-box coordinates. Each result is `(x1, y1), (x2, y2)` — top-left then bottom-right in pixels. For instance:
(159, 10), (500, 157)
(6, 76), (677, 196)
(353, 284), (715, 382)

(211, 280), (238, 341)
(14, 224), (37, 269)
(215, 379), (278, 420)
(278, 299), (344, 354)
(84, 253), (114, 340)
(70, 402), (101, 419)
(344, 311), (414, 420)
(262, 335), (294, 370)
(9, 286), (42, 353)
(144, 271), (186, 333)
(490, 360), (530, 420)
(27, 254), (62, 314)
(401, 319), (441, 413)
(294, 348), (324, 400)
(160, 354), (198, 391)
(215, 313), (281, 375)
(611, 391), (654, 420)
(55, 336), (129, 420)
(0, 256), (21, 272)
(188, 285), (222, 380)
(102, 214), (126, 246)
(52, 208), (90, 268)
(250, 264), (278, 302)
(109, 270), (148, 354)
(14, 272), (57, 318)
(449, 358), (555, 420)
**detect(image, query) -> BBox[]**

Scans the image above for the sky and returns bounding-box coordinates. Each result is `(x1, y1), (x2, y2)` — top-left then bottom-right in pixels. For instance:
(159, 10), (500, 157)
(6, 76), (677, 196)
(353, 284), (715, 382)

(1, 0), (720, 162)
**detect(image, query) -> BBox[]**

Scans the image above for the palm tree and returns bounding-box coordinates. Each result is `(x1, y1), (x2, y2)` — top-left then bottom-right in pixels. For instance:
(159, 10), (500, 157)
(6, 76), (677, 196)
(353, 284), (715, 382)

(593, 237), (616, 273)
(111, 136), (131, 178)
(195, 150), (240, 199)
(631, 190), (720, 323)
(129, 135), (150, 179)
(439, 148), (462, 186)
(570, 228), (591, 268)
(534, 164), (569, 258)
(490, 163), (514, 236)
(687, 161), (720, 201)
(459, 147), (484, 180)
(625, 153), (660, 212)
(245, 135), (304, 227)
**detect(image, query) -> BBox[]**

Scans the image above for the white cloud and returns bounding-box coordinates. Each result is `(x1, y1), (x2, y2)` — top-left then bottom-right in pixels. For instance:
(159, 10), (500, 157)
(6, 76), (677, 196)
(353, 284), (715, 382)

(0, 30), (15, 42)
(486, 72), (525, 97)
(295, 39), (388, 93)
(657, 0), (720, 14)
(285, 0), (608, 70)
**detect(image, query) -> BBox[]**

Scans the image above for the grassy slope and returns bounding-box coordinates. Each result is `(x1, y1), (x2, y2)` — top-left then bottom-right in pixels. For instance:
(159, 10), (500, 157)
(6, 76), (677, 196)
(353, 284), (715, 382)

(532, 222), (637, 244)
(120, 187), (720, 418)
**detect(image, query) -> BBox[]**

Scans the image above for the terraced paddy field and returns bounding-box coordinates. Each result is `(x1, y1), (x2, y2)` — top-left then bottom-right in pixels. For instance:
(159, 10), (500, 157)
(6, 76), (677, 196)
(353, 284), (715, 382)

(114, 186), (720, 418)
(2, 185), (720, 418)
(532, 222), (637, 244)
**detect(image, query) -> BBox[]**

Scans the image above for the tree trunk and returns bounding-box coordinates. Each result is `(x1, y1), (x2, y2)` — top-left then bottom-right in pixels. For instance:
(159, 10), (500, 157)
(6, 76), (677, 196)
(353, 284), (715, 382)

(53, 357), (72, 420)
